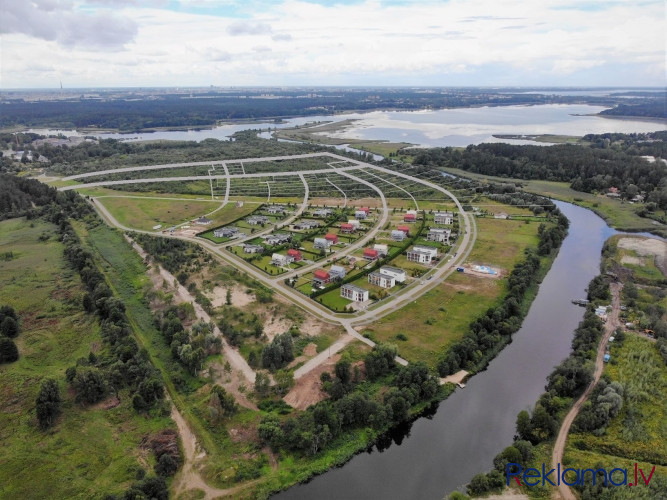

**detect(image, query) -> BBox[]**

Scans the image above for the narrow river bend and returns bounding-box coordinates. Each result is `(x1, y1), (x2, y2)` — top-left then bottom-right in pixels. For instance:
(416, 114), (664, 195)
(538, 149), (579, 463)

(274, 201), (619, 499)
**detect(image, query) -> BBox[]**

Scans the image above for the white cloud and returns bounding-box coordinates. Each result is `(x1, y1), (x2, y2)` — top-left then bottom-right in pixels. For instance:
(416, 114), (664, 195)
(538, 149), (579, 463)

(2, 0), (664, 87)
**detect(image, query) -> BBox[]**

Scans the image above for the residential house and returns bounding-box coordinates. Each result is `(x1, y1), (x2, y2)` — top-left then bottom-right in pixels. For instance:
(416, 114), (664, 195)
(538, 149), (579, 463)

(406, 245), (438, 264)
(247, 215), (271, 225)
(340, 223), (355, 234)
(396, 225), (410, 235)
(287, 249), (302, 261)
(391, 230), (406, 241)
(196, 216), (213, 225)
(379, 266), (406, 283)
(263, 232), (291, 245)
(493, 212), (509, 219)
(313, 208), (333, 217)
(355, 210), (368, 220)
(243, 244), (264, 254)
(293, 220), (320, 230)
(214, 226), (239, 238)
(271, 253), (293, 266)
(266, 205), (285, 214)
(363, 248), (379, 261)
(340, 283), (369, 302)
(434, 211), (454, 225)
(403, 213), (416, 223)
(329, 265), (347, 280)
(314, 237), (332, 251)
(325, 233), (339, 244)
(368, 271), (395, 289)
(374, 244), (388, 256)
(313, 269), (331, 287)
(347, 220), (361, 229)
(427, 228), (451, 243)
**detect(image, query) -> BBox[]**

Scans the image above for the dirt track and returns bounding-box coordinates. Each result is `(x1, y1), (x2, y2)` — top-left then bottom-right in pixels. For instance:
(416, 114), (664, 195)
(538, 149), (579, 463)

(550, 282), (622, 500)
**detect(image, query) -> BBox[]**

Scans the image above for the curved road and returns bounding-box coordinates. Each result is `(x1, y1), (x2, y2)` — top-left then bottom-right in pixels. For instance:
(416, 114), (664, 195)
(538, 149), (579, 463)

(551, 282), (622, 500)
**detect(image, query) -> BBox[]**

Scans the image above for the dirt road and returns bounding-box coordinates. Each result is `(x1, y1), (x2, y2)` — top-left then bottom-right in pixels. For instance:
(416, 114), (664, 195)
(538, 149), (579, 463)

(551, 282), (623, 500)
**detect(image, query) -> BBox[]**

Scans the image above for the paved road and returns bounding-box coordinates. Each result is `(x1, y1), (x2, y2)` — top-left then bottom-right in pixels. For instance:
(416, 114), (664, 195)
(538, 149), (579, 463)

(63, 151), (476, 379)
(551, 282), (623, 500)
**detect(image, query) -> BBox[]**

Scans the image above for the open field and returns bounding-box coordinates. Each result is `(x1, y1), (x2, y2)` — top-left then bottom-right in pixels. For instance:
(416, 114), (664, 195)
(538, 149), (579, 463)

(468, 217), (542, 269)
(0, 218), (174, 499)
(443, 167), (666, 236)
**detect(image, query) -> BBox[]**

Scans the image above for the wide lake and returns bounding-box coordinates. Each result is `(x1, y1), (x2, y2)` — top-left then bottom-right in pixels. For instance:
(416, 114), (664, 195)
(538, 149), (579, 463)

(30, 104), (665, 148)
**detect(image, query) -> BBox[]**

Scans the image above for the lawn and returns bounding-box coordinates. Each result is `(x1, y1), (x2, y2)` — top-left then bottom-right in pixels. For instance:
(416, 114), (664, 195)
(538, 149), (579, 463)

(363, 272), (504, 367)
(467, 217), (542, 270)
(0, 218), (174, 499)
(96, 196), (222, 230)
(443, 167), (666, 237)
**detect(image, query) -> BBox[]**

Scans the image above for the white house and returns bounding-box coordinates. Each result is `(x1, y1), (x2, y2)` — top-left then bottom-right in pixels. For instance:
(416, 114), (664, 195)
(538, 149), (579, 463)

(314, 237), (332, 250)
(266, 205), (285, 214)
(243, 244), (264, 254)
(347, 220), (361, 229)
(407, 245), (438, 264)
(313, 208), (333, 217)
(263, 233), (291, 245)
(247, 215), (271, 225)
(379, 266), (406, 283)
(434, 212), (454, 225)
(341, 284), (369, 302)
(391, 230), (406, 241)
(271, 253), (293, 266)
(355, 210), (367, 220)
(374, 244), (389, 256)
(427, 228), (451, 243)
(368, 271), (395, 289)
(329, 265), (347, 280)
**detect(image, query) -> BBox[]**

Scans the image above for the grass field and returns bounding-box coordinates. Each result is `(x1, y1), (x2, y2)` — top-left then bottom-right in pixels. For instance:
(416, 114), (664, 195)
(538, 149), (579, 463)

(363, 211), (544, 367)
(443, 167), (666, 237)
(96, 196), (221, 230)
(0, 218), (174, 499)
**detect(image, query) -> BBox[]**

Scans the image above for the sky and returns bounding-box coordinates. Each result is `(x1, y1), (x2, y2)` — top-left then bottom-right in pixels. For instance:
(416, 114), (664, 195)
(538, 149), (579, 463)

(1, 0), (665, 88)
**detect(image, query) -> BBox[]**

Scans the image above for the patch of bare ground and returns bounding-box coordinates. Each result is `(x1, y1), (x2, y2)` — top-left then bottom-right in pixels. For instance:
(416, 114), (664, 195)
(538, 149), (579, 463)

(617, 236), (667, 276)
(262, 316), (292, 341)
(91, 395), (121, 410)
(208, 361), (258, 411)
(206, 285), (255, 308)
(283, 353), (341, 410)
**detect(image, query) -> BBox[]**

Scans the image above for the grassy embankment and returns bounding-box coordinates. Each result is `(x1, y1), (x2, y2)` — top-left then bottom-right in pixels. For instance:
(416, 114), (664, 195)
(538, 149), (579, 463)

(0, 218), (174, 499)
(442, 167), (666, 237)
(363, 206), (550, 368)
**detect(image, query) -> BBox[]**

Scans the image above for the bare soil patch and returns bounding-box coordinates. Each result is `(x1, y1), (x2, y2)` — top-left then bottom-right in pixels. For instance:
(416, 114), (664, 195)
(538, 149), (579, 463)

(263, 316), (292, 341)
(283, 353), (340, 410)
(617, 236), (667, 276)
(209, 361), (258, 411)
(206, 285), (255, 308)
(620, 255), (644, 266)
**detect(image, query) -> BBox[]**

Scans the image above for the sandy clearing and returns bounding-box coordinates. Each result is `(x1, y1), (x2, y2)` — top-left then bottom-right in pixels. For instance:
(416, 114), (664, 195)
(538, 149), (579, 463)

(620, 255), (644, 266)
(439, 370), (469, 387)
(263, 316), (292, 341)
(283, 353), (340, 410)
(617, 236), (666, 276)
(206, 285), (255, 308)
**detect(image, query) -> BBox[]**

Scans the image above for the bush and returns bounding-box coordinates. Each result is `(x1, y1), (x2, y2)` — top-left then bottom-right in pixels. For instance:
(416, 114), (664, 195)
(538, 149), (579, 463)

(0, 316), (19, 338)
(36, 378), (61, 429)
(0, 337), (19, 363)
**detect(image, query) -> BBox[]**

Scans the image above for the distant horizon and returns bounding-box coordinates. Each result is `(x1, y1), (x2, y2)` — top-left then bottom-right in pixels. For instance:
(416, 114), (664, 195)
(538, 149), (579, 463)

(3, 1), (664, 88)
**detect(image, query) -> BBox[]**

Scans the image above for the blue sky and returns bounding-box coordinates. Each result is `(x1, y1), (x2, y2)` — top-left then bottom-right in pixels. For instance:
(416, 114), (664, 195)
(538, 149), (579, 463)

(2, 0), (665, 88)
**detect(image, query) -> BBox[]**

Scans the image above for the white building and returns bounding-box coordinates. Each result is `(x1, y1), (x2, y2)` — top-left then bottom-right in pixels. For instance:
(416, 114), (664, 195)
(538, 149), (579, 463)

(214, 226), (239, 238)
(434, 212), (454, 225)
(271, 253), (293, 266)
(329, 265), (347, 280)
(355, 210), (367, 220)
(374, 244), (389, 256)
(266, 205), (285, 214)
(407, 245), (438, 264)
(379, 266), (407, 283)
(313, 208), (333, 217)
(391, 230), (406, 241)
(314, 237), (332, 250)
(427, 228), (451, 243)
(243, 244), (264, 254)
(347, 219), (361, 229)
(341, 284), (369, 302)
(368, 271), (395, 289)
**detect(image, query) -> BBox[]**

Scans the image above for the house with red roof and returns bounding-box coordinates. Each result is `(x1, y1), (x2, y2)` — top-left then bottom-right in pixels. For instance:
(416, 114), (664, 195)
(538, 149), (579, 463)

(325, 233), (339, 244)
(287, 249), (302, 261)
(403, 213), (416, 223)
(396, 225), (410, 235)
(313, 269), (331, 287)
(363, 248), (379, 261)
(340, 223), (355, 233)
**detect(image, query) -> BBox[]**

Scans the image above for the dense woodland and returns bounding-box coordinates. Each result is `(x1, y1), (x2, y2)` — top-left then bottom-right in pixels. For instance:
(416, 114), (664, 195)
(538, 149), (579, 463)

(4, 88), (663, 131)
(413, 132), (667, 209)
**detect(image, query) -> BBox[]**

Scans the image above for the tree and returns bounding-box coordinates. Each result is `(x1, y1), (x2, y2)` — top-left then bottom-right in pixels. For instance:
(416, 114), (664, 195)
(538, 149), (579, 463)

(72, 367), (107, 404)
(0, 316), (19, 338)
(516, 410), (533, 441)
(36, 378), (61, 429)
(0, 337), (19, 363)
(226, 288), (232, 306)
(155, 454), (179, 477)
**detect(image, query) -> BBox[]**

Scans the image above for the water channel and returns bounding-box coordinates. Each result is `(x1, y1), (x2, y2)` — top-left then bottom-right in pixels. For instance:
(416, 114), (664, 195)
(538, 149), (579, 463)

(273, 201), (637, 499)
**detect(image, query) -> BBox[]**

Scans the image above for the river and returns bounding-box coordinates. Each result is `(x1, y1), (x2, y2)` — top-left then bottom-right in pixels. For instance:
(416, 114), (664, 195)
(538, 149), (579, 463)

(272, 201), (622, 499)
